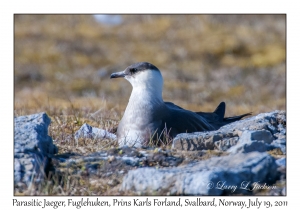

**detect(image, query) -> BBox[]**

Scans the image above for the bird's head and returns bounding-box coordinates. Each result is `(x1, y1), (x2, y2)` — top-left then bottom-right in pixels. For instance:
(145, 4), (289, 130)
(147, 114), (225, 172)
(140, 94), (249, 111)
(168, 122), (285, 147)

(110, 62), (164, 91)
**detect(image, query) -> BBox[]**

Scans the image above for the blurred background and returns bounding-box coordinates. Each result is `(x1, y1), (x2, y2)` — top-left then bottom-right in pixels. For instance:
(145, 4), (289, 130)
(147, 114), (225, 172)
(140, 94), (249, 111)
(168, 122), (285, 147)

(14, 15), (286, 123)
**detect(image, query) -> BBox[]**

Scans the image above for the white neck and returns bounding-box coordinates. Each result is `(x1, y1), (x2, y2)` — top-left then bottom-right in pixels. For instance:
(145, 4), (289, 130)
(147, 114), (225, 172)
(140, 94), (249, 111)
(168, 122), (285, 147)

(126, 70), (164, 104)
(129, 85), (163, 105)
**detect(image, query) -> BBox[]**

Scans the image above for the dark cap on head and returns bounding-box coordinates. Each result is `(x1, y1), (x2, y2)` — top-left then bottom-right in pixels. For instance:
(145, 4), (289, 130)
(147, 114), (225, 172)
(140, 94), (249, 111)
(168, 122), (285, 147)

(110, 62), (160, 79)
(126, 62), (160, 72)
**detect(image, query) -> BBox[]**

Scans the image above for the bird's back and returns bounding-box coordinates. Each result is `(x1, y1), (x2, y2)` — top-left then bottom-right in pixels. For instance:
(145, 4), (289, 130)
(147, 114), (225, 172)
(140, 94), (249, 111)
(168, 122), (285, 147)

(161, 102), (250, 138)
(161, 102), (217, 137)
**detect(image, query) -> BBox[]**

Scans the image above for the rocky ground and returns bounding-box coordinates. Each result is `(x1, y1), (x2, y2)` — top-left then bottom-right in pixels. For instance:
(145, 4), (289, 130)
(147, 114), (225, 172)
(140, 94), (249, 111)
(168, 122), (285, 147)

(14, 111), (286, 196)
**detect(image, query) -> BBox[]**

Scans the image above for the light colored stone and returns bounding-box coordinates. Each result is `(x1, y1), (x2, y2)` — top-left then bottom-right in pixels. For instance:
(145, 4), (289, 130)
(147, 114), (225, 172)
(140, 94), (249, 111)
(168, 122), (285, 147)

(14, 112), (57, 185)
(172, 111), (285, 152)
(228, 140), (271, 153)
(75, 123), (116, 141)
(271, 139), (286, 154)
(121, 152), (278, 195)
(239, 130), (274, 144)
(276, 157), (286, 167)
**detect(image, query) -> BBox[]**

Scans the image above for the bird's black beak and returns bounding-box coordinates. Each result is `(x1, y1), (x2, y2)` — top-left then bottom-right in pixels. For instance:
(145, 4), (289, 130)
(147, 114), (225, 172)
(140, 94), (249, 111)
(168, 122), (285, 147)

(110, 71), (127, 79)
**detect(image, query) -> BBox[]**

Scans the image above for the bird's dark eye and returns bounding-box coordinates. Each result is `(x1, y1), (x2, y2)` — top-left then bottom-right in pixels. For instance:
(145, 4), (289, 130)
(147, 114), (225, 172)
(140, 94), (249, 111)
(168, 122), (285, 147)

(130, 68), (138, 74)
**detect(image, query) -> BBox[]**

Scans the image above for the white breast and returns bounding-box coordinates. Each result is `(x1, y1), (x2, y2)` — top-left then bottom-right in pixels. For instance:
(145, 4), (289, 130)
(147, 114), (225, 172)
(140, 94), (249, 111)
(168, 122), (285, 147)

(117, 69), (166, 147)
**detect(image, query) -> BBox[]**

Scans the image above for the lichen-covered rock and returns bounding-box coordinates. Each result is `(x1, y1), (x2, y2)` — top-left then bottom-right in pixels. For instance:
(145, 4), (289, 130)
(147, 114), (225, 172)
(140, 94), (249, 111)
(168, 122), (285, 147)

(14, 111), (286, 196)
(172, 110), (286, 153)
(52, 146), (183, 179)
(276, 157), (286, 168)
(228, 140), (272, 153)
(240, 130), (274, 143)
(228, 130), (274, 153)
(121, 152), (278, 195)
(74, 123), (116, 141)
(271, 138), (286, 154)
(14, 112), (57, 186)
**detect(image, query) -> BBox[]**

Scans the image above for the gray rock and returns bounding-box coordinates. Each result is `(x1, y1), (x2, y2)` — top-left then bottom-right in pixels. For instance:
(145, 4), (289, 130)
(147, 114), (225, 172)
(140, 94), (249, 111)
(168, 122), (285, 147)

(14, 112), (57, 186)
(74, 123), (116, 142)
(119, 156), (142, 167)
(51, 146), (184, 180)
(282, 187), (286, 195)
(218, 110), (285, 133)
(271, 139), (286, 154)
(121, 152), (278, 195)
(276, 157), (286, 167)
(172, 111), (285, 151)
(14, 112), (57, 154)
(14, 111), (286, 196)
(172, 131), (230, 151)
(228, 130), (274, 154)
(239, 130), (274, 144)
(215, 137), (239, 151)
(228, 140), (272, 153)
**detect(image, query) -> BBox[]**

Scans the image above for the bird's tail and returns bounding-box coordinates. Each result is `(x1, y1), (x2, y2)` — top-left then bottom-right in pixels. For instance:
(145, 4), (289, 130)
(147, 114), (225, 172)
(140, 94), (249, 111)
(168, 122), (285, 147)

(213, 101), (226, 119)
(214, 101), (251, 124)
(223, 112), (252, 123)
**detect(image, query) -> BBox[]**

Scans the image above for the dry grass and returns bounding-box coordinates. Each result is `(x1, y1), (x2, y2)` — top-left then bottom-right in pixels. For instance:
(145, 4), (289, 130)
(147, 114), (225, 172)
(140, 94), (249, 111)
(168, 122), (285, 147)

(14, 14), (285, 117)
